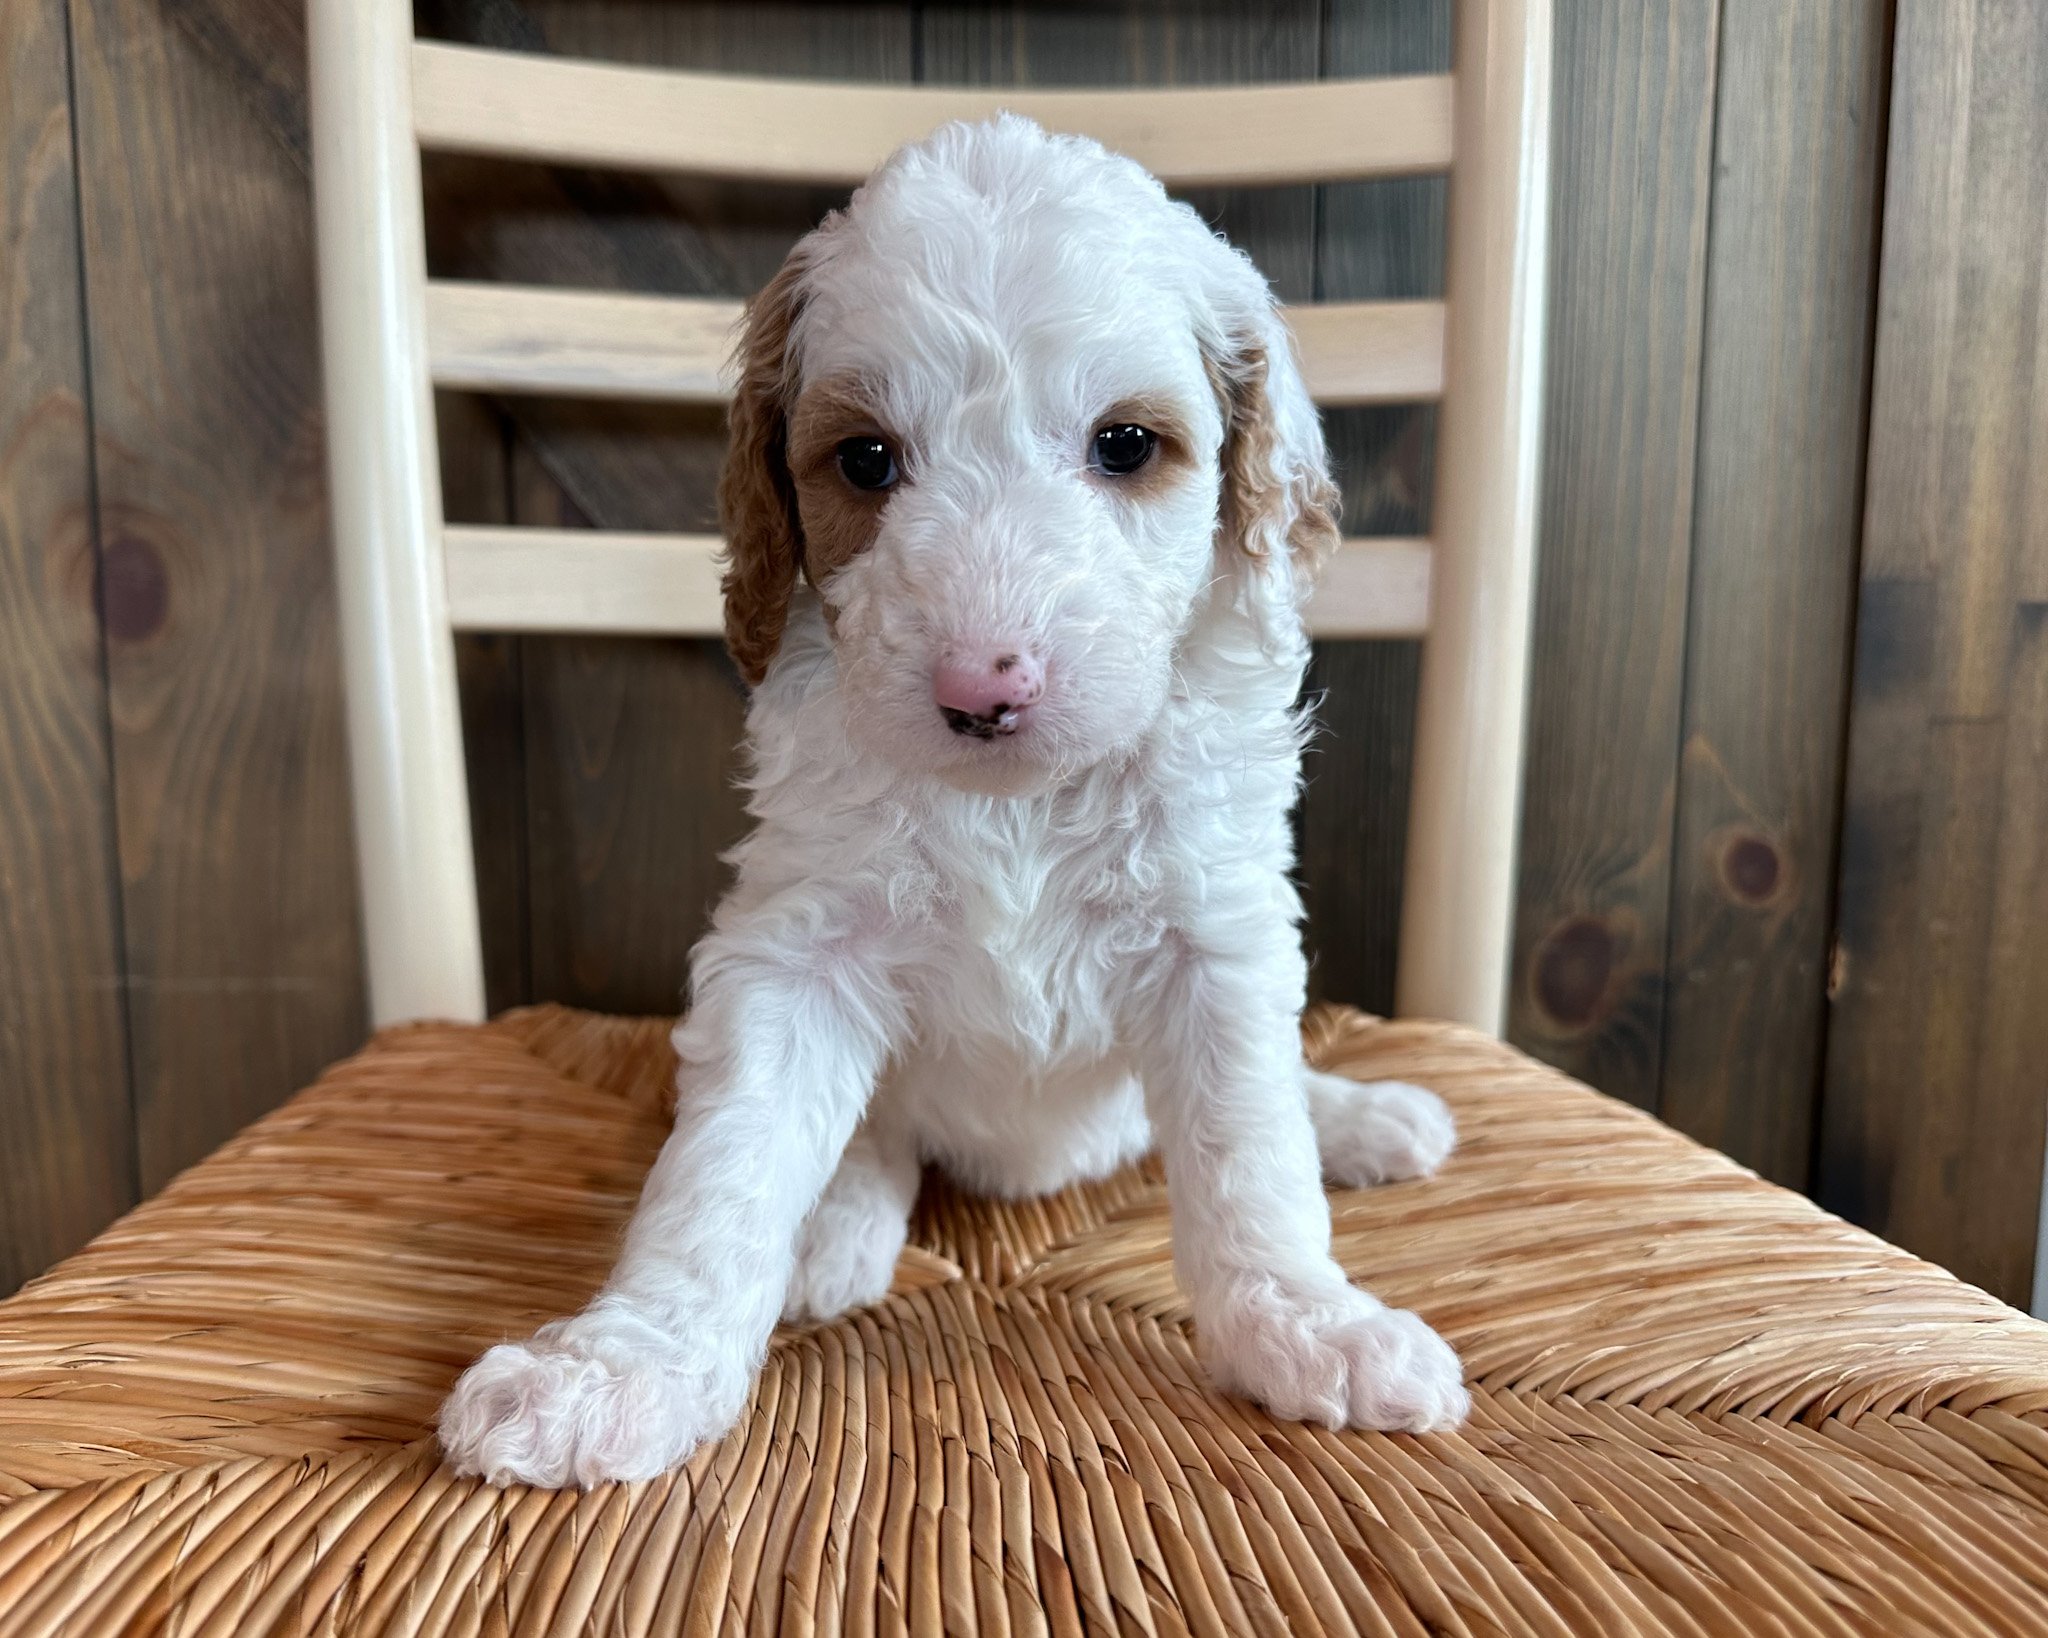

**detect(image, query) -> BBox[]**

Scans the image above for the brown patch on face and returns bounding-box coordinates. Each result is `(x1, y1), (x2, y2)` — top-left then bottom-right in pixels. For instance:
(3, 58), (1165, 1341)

(787, 372), (898, 586)
(718, 249), (810, 686)
(1088, 396), (1199, 501)
(1209, 337), (1342, 569)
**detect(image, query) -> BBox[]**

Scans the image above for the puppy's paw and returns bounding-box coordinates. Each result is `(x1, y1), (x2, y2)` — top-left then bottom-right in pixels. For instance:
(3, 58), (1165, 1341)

(438, 1308), (744, 1488)
(782, 1189), (908, 1325)
(1308, 1071), (1456, 1187)
(1200, 1276), (1469, 1434)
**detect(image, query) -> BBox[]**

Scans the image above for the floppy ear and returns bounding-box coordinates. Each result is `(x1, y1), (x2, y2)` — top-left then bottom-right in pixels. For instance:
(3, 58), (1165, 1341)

(718, 248), (812, 686)
(1209, 300), (1342, 648)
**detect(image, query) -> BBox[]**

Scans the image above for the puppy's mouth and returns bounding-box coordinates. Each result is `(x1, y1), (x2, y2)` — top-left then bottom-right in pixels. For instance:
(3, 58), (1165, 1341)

(939, 703), (1028, 740)
(930, 717), (1067, 797)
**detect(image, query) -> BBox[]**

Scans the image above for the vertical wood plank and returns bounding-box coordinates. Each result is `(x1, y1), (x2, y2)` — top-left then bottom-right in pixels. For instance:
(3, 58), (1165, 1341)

(440, 391), (532, 1014)
(511, 442), (753, 1013)
(0, 0), (135, 1290)
(1507, 0), (1721, 1105)
(69, 0), (365, 1188)
(1654, 0), (1889, 1184)
(1301, 0), (1447, 1013)
(1819, 0), (2048, 1307)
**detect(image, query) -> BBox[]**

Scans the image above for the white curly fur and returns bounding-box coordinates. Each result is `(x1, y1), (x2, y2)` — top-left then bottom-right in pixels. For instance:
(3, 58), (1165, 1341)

(439, 115), (1466, 1489)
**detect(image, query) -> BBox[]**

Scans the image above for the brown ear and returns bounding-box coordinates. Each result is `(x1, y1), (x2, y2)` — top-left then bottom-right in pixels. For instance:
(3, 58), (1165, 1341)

(718, 250), (811, 686)
(1213, 331), (1342, 573)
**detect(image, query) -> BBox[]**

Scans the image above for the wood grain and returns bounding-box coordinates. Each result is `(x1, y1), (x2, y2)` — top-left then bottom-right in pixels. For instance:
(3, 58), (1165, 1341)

(1818, 0), (2048, 1307)
(1300, 0), (1447, 1014)
(1506, 0), (1722, 1105)
(0, 0), (136, 1292)
(443, 528), (1430, 639)
(68, 0), (366, 1189)
(411, 37), (1455, 186)
(1653, 0), (1888, 1185)
(422, 280), (1447, 407)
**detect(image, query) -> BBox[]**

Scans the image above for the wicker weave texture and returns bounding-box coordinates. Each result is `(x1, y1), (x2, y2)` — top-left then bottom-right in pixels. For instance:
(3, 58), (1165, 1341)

(2, 1006), (2047, 1635)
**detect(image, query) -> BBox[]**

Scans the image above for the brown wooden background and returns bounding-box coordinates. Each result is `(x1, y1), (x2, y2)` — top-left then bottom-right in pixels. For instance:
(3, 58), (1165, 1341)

(5, 0), (2045, 1308)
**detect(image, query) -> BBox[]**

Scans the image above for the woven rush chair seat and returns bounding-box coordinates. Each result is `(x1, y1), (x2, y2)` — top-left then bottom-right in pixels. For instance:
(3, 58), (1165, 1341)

(3, 1009), (2047, 1634)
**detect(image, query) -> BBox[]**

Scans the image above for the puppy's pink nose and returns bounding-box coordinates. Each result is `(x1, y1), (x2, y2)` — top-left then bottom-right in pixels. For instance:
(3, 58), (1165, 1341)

(933, 647), (1044, 738)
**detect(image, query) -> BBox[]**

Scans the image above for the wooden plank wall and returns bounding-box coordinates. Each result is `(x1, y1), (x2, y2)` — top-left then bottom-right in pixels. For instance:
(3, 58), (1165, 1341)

(67, 0), (367, 1208)
(1818, 0), (2048, 1311)
(4, 0), (2045, 1312)
(1656, 4), (1888, 1194)
(1508, 0), (1890, 1196)
(0, 1), (136, 1283)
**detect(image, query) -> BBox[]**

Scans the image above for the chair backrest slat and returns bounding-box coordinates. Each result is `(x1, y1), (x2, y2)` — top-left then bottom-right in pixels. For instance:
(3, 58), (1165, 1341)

(310, 0), (1551, 1034)
(423, 282), (1447, 408)
(411, 41), (1456, 186)
(425, 284), (737, 402)
(442, 527), (727, 637)
(442, 528), (1432, 643)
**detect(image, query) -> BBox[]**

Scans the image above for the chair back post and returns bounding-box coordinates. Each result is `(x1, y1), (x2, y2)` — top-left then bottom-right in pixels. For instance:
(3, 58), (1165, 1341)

(1396, 0), (1553, 1033)
(309, 0), (487, 1026)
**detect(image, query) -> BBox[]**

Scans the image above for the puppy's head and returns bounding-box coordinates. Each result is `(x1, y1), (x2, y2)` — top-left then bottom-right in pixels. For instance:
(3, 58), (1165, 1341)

(720, 114), (1337, 795)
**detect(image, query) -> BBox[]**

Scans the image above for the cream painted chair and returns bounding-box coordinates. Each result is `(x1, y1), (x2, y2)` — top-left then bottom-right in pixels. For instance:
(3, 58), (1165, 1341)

(310, 0), (1549, 1037)
(7, 7), (2046, 1631)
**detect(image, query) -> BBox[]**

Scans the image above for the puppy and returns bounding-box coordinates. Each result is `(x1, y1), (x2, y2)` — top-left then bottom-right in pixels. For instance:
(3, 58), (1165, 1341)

(440, 114), (1466, 1489)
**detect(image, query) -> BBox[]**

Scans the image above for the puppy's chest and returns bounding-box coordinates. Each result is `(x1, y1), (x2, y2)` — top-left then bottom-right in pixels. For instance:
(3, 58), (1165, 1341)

(909, 805), (1165, 1053)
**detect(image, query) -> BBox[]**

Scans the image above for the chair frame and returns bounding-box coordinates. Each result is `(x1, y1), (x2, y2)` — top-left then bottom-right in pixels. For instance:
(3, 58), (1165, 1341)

(307, 0), (1552, 1034)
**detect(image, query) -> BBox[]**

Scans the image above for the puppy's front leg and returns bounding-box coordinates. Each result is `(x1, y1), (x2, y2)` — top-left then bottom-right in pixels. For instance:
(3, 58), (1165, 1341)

(1127, 921), (1468, 1434)
(440, 911), (899, 1487)
(782, 1110), (921, 1325)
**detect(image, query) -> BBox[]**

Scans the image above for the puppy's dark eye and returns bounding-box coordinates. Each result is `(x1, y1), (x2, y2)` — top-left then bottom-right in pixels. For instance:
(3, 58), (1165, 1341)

(836, 436), (899, 492)
(1091, 423), (1157, 477)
